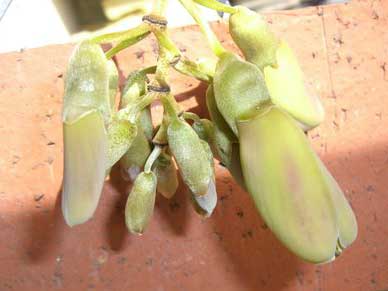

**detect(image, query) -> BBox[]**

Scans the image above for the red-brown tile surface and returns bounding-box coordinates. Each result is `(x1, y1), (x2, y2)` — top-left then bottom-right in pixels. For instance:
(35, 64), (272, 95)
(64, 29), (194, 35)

(0, 1), (387, 290)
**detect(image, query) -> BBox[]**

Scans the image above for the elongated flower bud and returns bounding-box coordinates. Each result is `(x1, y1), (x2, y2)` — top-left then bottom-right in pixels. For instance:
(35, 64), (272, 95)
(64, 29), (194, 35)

(264, 41), (324, 130)
(213, 52), (270, 135)
(153, 152), (179, 199)
(106, 118), (137, 169)
(192, 118), (214, 142)
(125, 171), (157, 234)
(62, 42), (112, 226)
(120, 129), (151, 181)
(119, 69), (154, 179)
(238, 106), (338, 263)
(138, 107), (154, 141)
(121, 71), (148, 107)
(229, 6), (279, 70)
(167, 118), (213, 196)
(120, 70), (154, 138)
(62, 111), (108, 226)
(190, 141), (217, 217)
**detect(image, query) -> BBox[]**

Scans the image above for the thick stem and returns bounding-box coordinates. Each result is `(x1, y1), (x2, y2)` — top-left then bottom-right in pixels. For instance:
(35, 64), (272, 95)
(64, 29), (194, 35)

(90, 23), (150, 44)
(178, 0), (226, 57)
(117, 92), (158, 123)
(193, 0), (237, 14)
(105, 32), (150, 59)
(173, 57), (213, 82)
(182, 111), (201, 122)
(144, 145), (163, 173)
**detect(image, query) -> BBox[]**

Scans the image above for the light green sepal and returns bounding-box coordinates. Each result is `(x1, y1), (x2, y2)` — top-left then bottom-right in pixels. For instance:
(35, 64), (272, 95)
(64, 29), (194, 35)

(213, 52), (270, 135)
(62, 111), (108, 226)
(62, 41), (111, 124)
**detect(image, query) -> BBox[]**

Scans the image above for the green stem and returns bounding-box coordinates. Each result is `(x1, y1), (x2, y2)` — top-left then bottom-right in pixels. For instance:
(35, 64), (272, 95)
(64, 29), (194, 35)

(140, 65), (157, 75)
(144, 145), (162, 173)
(90, 23), (150, 44)
(161, 93), (180, 120)
(117, 92), (158, 123)
(153, 29), (181, 59)
(178, 0), (226, 57)
(182, 111), (201, 122)
(193, 0), (237, 14)
(105, 32), (150, 59)
(173, 57), (213, 82)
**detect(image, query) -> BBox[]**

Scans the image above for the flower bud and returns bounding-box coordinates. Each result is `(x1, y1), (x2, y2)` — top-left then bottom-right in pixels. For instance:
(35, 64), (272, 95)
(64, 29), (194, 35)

(106, 118), (137, 169)
(153, 152), (179, 199)
(167, 118), (213, 196)
(62, 41), (113, 226)
(238, 106), (338, 263)
(125, 171), (157, 234)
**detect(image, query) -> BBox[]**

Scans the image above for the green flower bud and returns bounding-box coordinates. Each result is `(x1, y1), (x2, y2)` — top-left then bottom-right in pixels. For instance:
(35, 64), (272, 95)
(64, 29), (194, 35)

(118, 69), (154, 180)
(125, 171), (157, 234)
(190, 141), (217, 217)
(167, 118), (213, 196)
(120, 128), (151, 181)
(62, 41), (113, 226)
(213, 52), (270, 135)
(264, 41), (324, 130)
(192, 118), (214, 142)
(238, 106), (338, 263)
(62, 111), (108, 226)
(153, 152), (179, 199)
(138, 107), (154, 141)
(229, 6), (280, 70)
(106, 118), (137, 169)
(121, 70), (148, 108)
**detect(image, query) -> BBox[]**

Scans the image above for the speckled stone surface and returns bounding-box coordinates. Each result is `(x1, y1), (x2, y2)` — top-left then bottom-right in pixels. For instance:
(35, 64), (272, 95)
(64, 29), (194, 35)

(0, 0), (387, 290)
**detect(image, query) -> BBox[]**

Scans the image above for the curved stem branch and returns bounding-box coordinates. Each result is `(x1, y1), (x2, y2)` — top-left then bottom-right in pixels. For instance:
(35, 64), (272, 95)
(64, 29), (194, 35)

(105, 32), (150, 59)
(144, 145), (163, 173)
(178, 0), (226, 57)
(90, 23), (150, 44)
